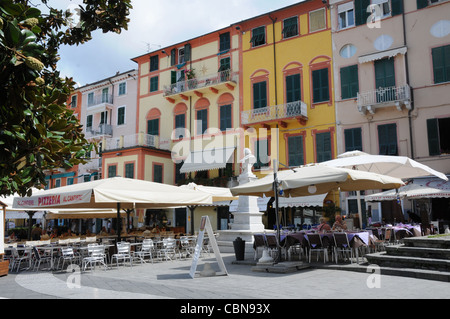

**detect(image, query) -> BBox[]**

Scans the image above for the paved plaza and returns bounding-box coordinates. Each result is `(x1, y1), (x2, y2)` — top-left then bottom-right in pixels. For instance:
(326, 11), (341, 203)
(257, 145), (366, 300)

(0, 253), (448, 302)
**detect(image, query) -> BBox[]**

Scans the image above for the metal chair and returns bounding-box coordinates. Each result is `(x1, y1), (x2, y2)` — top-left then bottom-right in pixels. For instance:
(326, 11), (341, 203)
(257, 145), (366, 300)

(32, 246), (53, 271)
(133, 239), (154, 264)
(111, 242), (133, 267)
(307, 233), (328, 263)
(157, 238), (178, 261)
(179, 236), (195, 259)
(11, 246), (33, 272)
(82, 244), (107, 272)
(57, 247), (80, 271)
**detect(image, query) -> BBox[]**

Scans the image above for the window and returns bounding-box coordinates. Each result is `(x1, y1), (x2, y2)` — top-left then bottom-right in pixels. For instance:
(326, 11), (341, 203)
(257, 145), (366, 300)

(286, 73), (301, 103)
(371, 0), (391, 18)
(344, 128), (363, 152)
(147, 118), (159, 136)
(71, 95), (77, 108)
(283, 17), (298, 38)
(118, 82), (126, 96)
(150, 55), (159, 72)
(432, 45), (450, 84)
(87, 92), (94, 106)
(312, 68), (330, 103)
(108, 165), (117, 178)
(125, 163), (134, 179)
(153, 164), (163, 183)
(196, 109), (208, 135)
(150, 76), (159, 92)
(288, 135), (304, 167)
(254, 139), (269, 169)
(378, 123), (398, 155)
(219, 57), (231, 72)
(340, 65), (359, 99)
(417, 0), (448, 9)
(316, 132), (332, 162)
(338, 2), (355, 30)
(220, 104), (232, 131)
(175, 113), (186, 139)
(67, 178), (74, 185)
(175, 162), (185, 184)
(427, 117), (450, 156)
(178, 47), (185, 64)
(100, 111), (108, 125)
(101, 88), (109, 103)
(310, 8), (326, 32)
(86, 115), (93, 128)
(117, 106), (125, 126)
(253, 82), (267, 109)
(219, 32), (230, 52)
(375, 58), (396, 102)
(250, 26), (266, 47)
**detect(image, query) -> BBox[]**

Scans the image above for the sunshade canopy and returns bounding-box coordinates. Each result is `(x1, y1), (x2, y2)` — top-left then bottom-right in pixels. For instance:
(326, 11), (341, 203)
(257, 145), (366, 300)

(179, 183), (238, 202)
(231, 164), (404, 197)
(13, 177), (213, 210)
(321, 151), (448, 181)
(365, 181), (450, 202)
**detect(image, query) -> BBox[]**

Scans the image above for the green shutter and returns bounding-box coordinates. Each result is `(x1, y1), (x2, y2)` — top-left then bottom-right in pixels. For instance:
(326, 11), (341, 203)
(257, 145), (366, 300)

(391, 0), (403, 16)
(355, 0), (371, 26)
(288, 135), (303, 167)
(432, 45), (450, 84)
(313, 68), (329, 103)
(341, 65), (359, 99)
(147, 119), (159, 136)
(286, 74), (301, 103)
(171, 71), (177, 84)
(171, 49), (176, 66)
(417, 0), (429, 10)
(253, 82), (267, 109)
(378, 124), (398, 155)
(184, 44), (191, 62)
(345, 128), (362, 152)
(427, 119), (441, 156)
(316, 132), (332, 163)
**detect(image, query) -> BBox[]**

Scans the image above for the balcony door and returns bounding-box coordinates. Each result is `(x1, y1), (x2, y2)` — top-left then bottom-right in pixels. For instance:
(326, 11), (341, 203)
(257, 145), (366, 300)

(374, 58), (395, 103)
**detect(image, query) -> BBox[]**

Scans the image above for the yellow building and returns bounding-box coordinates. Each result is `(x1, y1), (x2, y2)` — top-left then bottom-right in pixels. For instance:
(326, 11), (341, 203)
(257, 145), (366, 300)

(235, 0), (338, 227)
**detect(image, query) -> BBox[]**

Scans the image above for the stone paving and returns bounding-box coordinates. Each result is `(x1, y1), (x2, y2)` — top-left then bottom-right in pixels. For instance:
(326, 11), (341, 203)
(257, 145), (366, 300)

(1, 253), (449, 301)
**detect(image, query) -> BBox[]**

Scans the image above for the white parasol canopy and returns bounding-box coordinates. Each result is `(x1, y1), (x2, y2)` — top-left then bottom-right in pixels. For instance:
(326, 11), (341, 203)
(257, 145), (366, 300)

(179, 183), (238, 203)
(365, 181), (450, 202)
(321, 151), (448, 181)
(230, 164), (405, 197)
(13, 177), (213, 210)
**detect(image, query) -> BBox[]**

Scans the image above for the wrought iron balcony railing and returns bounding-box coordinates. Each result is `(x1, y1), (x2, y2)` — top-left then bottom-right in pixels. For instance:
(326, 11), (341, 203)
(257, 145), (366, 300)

(357, 85), (411, 115)
(241, 100), (308, 126)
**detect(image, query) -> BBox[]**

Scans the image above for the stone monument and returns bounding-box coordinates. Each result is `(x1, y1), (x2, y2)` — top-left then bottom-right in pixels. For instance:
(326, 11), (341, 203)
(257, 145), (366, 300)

(217, 148), (269, 254)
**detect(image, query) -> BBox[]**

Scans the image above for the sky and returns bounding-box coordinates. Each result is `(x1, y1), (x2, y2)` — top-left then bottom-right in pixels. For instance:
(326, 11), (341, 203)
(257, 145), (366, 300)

(52, 0), (303, 86)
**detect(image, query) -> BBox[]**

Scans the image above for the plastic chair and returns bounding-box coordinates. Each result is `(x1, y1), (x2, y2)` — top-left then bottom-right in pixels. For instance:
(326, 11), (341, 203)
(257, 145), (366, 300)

(265, 234), (279, 260)
(307, 233), (328, 263)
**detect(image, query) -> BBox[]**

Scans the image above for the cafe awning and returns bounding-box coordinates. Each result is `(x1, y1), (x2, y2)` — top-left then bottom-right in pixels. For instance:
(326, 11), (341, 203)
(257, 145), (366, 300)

(5, 211), (45, 219)
(229, 194), (326, 212)
(358, 46), (407, 64)
(180, 147), (236, 174)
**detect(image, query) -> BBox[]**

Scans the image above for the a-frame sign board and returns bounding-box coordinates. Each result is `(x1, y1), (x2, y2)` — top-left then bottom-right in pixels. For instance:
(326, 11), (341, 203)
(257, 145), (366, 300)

(189, 216), (228, 279)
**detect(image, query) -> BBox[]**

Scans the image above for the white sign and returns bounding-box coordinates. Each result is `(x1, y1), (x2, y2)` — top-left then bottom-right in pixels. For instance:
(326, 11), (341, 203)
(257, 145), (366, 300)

(189, 216), (228, 279)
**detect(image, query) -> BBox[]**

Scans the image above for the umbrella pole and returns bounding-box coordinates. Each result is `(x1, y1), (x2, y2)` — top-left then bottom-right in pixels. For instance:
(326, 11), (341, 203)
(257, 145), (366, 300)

(117, 203), (121, 242)
(273, 171), (281, 263)
(26, 211), (35, 240)
(357, 191), (363, 229)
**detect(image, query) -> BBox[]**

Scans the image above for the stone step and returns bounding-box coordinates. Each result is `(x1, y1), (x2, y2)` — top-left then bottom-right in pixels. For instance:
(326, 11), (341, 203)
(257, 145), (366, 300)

(385, 244), (450, 260)
(403, 236), (450, 249)
(366, 251), (450, 272)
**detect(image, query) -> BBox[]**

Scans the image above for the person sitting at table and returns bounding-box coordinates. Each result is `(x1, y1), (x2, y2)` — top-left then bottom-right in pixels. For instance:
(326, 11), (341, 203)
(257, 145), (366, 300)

(317, 217), (331, 232)
(31, 224), (43, 240)
(99, 226), (108, 236)
(332, 215), (348, 231)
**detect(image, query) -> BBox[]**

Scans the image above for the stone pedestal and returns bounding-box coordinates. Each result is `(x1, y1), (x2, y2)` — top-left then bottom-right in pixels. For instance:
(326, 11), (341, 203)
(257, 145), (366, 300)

(217, 150), (271, 253)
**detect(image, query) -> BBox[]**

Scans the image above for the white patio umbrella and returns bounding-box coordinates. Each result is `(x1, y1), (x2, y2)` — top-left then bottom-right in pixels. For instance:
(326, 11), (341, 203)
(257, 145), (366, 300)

(179, 182), (238, 235)
(13, 177), (213, 241)
(365, 182), (450, 202)
(230, 164), (404, 197)
(321, 151), (448, 227)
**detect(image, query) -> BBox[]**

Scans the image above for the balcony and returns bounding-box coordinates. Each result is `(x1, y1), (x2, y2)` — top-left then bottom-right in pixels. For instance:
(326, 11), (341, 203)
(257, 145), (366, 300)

(86, 94), (114, 114)
(163, 69), (238, 102)
(241, 100), (308, 127)
(85, 124), (113, 139)
(102, 133), (171, 152)
(357, 85), (412, 115)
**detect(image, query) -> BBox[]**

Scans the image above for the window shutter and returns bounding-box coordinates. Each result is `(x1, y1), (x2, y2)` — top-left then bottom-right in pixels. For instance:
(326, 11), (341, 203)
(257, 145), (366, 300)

(171, 71), (177, 84)
(427, 119), (440, 156)
(417, 0), (429, 10)
(253, 82), (267, 109)
(171, 49), (176, 66)
(316, 132), (332, 163)
(184, 44), (191, 62)
(355, 0), (370, 26)
(288, 135), (304, 167)
(391, 0), (403, 16)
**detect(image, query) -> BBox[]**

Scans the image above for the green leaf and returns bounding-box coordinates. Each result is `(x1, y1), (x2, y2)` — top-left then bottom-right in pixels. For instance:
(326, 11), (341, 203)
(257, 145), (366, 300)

(25, 7), (41, 18)
(5, 21), (21, 44)
(0, 1), (23, 16)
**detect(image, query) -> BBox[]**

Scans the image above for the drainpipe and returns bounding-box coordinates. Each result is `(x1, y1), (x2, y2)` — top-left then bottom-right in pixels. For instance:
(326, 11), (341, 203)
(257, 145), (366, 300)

(402, 1), (415, 159)
(269, 14), (278, 106)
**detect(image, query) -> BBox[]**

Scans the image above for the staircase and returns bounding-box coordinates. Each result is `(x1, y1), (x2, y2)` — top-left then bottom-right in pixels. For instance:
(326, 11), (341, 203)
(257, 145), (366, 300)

(365, 236), (450, 282)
